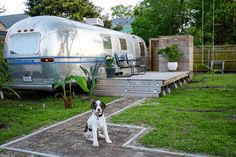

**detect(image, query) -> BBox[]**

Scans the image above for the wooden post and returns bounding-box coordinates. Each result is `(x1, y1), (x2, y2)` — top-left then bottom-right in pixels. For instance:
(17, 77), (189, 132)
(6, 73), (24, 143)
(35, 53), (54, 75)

(0, 91), (4, 99)
(208, 48), (211, 66)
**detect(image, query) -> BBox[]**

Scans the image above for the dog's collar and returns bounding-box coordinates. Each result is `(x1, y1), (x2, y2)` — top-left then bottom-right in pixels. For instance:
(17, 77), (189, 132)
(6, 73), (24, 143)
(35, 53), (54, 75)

(94, 112), (103, 117)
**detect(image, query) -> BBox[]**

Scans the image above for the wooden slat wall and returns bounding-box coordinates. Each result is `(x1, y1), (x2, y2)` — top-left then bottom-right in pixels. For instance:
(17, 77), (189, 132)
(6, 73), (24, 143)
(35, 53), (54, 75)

(148, 38), (159, 71)
(149, 40), (236, 72)
(194, 45), (236, 72)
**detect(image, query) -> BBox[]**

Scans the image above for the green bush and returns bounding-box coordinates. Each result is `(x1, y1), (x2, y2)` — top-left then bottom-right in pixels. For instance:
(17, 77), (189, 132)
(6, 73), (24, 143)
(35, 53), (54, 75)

(0, 43), (20, 99)
(158, 44), (184, 62)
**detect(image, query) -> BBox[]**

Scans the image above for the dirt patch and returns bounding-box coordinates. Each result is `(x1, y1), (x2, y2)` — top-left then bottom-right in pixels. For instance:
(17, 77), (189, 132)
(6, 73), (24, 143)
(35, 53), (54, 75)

(232, 114), (236, 120)
(177, 109), (226, 113)
(184, 86), (226, 89)
(188, 77), (207, 83)
(0, 123), (7, 129)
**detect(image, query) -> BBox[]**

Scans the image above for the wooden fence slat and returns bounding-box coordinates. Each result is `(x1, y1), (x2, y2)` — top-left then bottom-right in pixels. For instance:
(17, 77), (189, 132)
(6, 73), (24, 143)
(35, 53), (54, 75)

(194, 45), (236, 72)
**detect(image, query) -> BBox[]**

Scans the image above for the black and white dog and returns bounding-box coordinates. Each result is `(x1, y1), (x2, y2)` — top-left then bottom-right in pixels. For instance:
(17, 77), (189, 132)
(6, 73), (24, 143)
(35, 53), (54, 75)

(84, 100), (112, 147)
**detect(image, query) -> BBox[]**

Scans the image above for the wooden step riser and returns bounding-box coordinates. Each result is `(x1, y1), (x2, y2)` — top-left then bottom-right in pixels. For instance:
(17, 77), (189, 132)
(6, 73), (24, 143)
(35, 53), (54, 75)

(93, 90), (160, 97)
(97, 79), (163, 86)
(95, 85), (161, 92)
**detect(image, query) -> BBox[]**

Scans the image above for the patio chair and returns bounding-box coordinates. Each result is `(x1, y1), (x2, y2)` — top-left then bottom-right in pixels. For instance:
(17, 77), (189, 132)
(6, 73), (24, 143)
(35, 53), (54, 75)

(126, 54), (146, 75)
(114, 53), (134, 76)
(210, 60), (225, 74)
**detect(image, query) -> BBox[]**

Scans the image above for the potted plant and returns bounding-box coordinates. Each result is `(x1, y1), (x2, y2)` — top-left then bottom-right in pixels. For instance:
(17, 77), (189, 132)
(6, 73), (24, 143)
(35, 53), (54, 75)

(105, 55), (116, 78)
(158, 44), (184, 71)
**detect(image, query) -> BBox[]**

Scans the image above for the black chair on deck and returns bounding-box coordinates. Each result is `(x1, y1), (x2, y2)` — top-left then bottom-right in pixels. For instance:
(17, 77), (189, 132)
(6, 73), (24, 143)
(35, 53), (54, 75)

(114, 53), (146, 76)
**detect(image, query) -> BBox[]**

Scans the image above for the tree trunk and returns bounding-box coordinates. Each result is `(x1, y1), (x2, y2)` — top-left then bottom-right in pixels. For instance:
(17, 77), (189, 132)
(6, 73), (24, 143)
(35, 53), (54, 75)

(64, 96), (72, 109)
(0, 91), (4, 99)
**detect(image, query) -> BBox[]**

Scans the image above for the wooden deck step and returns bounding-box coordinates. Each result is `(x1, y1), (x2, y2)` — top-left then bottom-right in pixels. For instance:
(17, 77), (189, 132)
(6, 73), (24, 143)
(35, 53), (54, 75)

(95, 84), (161, 92)
(95, 85), (161, 94)
(94, 71), (190, 97)
(93, 90), (160, 97)
(97, 79), (163, 86)
(94, 78), (163, 97)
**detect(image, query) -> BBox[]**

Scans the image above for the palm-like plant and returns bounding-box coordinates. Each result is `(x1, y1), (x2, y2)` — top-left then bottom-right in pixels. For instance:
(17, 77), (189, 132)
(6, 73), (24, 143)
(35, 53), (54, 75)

(80, 63), (101, 99)
(54, 75), (88, 109)
(0, 52), (20, 99)
(200, 64), (221, 80)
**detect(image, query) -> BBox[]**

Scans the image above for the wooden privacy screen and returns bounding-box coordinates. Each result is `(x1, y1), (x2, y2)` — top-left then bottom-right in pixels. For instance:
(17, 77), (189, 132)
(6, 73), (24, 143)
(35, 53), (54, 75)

(149, 35), (193, 72)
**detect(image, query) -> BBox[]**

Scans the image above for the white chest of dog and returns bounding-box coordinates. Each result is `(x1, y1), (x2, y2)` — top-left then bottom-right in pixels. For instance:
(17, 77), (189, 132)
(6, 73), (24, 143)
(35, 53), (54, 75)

(84, 100), (112, 147)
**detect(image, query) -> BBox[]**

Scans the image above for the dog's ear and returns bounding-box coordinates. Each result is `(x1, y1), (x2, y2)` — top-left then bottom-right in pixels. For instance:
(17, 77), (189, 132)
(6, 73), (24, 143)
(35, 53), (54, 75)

(91, 100), (96, 109)
(101, 101), (106, 110)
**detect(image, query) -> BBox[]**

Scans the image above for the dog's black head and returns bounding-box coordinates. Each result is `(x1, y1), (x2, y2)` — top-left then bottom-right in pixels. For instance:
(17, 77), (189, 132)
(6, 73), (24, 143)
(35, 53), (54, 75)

(91, 100), (106, 117)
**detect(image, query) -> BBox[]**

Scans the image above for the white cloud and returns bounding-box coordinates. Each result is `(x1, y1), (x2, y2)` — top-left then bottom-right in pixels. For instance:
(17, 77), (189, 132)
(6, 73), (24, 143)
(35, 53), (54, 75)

(1, 0), (26, 15)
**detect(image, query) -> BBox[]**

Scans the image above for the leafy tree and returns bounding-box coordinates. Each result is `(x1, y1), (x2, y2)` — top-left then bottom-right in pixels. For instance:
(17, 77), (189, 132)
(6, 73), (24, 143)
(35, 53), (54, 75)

(185, 26), (202, 45)
(25, 0), (100, 21)
(111, 4), (133, 19)
(99, 13), (112, 29)
(188, 0), (236, 45)
(25, 0), (112, 28)
(93, 6), (112, 29)
(0, 6), (6, 14)
(132, 0), (236, 45)
(113, 24), (123, 31)
(132, 0), (190, 44)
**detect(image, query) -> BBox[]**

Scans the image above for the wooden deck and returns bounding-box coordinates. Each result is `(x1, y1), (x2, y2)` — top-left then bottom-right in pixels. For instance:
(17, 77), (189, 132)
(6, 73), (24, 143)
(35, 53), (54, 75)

(94, 71), (190, 97)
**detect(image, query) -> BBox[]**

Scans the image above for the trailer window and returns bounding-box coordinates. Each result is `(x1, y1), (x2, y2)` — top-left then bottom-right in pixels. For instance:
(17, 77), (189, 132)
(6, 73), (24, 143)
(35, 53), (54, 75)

(10, 33), (40, 55)
(101, 34), (112, 49)
(119, 38), (127, 50)
(139, 42), (145, 56)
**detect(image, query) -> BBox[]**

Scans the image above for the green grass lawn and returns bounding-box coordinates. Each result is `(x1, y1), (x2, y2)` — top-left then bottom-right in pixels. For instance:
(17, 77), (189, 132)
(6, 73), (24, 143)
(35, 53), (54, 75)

(111, 74), (236, 156)
(0, 93), (115, 144)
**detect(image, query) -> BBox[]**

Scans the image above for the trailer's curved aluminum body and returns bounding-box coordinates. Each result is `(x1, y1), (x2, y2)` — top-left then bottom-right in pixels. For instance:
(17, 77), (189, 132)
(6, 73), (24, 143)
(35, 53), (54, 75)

(3, 16), (148, 91)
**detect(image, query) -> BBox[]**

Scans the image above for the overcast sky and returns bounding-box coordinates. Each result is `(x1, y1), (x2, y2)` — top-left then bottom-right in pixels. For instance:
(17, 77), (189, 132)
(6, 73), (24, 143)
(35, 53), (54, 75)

(1, 0), (141, 16)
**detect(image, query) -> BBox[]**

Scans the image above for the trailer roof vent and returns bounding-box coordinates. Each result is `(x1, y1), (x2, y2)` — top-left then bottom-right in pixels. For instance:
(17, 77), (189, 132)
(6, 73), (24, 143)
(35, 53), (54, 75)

(83, 18), (104, 27)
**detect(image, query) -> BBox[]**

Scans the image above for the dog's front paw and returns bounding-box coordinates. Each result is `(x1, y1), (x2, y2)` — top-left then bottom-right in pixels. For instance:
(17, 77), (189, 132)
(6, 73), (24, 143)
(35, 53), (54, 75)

(106, 139), (112, 144)
(93, 141), (99, 147)
(98, 133), (105, 139)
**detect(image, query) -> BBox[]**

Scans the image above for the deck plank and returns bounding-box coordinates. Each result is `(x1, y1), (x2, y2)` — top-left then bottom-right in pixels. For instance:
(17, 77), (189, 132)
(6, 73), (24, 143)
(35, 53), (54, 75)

(113, 71), (189, 81)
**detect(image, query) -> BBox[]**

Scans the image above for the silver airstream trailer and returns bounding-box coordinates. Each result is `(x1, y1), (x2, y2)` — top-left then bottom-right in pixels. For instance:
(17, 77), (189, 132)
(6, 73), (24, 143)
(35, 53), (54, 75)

(3, 16), (148, 91)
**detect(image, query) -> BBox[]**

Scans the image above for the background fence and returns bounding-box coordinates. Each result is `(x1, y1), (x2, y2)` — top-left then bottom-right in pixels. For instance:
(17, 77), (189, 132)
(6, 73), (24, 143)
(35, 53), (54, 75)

(194, 45), (236, 72)
(0, 37), (4, 44)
